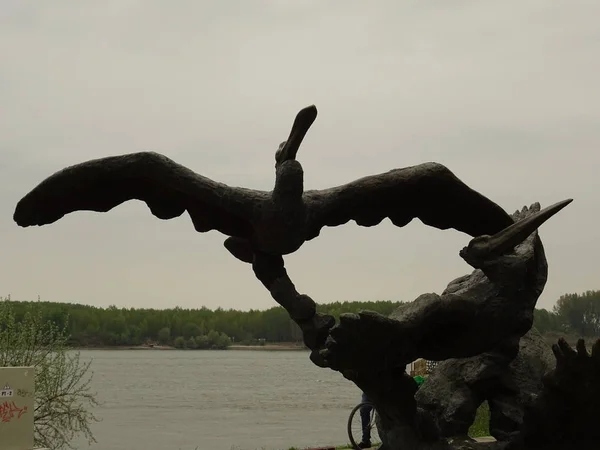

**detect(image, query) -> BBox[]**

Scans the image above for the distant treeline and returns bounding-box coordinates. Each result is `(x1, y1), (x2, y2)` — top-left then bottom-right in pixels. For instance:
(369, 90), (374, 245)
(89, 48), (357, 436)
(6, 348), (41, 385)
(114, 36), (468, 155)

(0, 297), (401, 348)
(1, 290), (598, 348)
(534, 290), (600, 337)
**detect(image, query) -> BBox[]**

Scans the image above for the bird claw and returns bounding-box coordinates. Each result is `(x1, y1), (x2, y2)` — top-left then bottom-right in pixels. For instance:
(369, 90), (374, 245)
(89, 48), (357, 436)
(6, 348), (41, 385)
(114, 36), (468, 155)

(550, 338), (600, 385)
(511, 202), (541, 223)
(520, 338), (600, 447)
(318, 311), (407, 371)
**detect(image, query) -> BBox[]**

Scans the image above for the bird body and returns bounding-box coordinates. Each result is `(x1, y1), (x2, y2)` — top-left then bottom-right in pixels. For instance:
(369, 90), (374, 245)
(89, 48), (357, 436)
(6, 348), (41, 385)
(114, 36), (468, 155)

(249, 197), (308, 256)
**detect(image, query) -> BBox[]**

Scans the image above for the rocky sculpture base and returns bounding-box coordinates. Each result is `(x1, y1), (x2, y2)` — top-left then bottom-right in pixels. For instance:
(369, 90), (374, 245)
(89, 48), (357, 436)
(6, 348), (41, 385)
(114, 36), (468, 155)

(416, 327), (555, 442)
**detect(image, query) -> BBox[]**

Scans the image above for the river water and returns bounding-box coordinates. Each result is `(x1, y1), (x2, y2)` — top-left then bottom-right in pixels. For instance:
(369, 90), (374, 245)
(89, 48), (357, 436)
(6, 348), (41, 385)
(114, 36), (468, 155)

(72, 349), (361, 450)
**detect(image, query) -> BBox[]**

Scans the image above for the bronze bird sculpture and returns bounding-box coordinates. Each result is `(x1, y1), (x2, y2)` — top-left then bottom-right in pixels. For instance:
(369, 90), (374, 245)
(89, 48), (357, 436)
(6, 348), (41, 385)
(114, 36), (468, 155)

(14, 105), (515, 261)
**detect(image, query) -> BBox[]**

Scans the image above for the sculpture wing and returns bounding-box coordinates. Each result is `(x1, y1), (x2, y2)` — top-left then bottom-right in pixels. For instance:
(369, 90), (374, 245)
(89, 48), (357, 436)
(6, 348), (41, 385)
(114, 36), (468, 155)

(304, 162), (514, 240)
(14, 152), (265, 238)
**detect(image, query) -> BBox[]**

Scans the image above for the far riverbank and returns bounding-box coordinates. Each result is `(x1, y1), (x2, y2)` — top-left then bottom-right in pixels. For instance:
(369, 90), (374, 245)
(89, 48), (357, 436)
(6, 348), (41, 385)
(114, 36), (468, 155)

(71, 332), (595, 352)
(73, 342), (308, 351)
(229, 343), (307, 351)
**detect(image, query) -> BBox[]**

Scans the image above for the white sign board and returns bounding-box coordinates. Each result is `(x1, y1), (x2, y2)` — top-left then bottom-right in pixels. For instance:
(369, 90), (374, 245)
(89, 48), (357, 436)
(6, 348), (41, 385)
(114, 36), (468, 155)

(0, 367), (34, 450)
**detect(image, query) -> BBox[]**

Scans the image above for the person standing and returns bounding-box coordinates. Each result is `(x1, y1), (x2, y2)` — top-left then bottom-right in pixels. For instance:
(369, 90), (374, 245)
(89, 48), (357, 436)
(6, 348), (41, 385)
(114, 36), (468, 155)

(358, 391), (373, 449)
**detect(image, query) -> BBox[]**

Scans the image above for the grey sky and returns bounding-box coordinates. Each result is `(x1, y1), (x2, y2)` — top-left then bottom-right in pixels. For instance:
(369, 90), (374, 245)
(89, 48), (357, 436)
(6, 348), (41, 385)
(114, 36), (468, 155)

(1, 1), (598, 312)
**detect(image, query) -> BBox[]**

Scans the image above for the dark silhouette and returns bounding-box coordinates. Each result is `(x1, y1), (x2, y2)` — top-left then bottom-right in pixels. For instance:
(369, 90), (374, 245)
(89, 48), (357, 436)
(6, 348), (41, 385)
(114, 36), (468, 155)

(247, 199), (591, 450)
(15, 106), (513, 265)
(318, 201), (571, 369)
(13, 103), (596, 449)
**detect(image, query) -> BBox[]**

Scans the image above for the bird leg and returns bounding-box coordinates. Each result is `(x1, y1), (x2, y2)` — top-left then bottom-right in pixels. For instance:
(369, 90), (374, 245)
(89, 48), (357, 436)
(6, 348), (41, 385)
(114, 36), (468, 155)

(225, 237), (332, 342)
(223, 237), (255, 264)
(233, 246), (334, 354)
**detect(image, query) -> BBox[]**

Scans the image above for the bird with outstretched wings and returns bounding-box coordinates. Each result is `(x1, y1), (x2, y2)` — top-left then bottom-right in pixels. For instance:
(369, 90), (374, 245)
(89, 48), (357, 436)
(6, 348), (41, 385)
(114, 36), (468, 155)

(14, 105), (514, 262)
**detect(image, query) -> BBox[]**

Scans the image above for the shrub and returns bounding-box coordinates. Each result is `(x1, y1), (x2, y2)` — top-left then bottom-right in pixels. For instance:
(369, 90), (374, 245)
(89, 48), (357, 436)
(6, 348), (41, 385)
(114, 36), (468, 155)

(173, 336), (186, 348)
(0, 299), (99, 450)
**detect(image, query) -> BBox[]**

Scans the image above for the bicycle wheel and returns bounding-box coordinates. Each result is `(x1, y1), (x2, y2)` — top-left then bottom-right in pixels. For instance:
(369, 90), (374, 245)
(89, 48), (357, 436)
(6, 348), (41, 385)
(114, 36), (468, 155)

(347, 401), (381, 449)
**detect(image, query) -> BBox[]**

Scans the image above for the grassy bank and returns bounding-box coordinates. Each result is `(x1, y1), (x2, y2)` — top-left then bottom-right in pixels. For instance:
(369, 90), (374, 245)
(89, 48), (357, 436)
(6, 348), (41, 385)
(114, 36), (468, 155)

(468, 402), (491, 438)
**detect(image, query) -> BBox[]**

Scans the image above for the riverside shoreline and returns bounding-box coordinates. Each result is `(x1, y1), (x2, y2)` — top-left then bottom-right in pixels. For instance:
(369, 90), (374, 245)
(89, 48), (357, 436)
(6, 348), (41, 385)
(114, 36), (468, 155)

(73, 343), (308, 351)
(229, 344), (307, 351)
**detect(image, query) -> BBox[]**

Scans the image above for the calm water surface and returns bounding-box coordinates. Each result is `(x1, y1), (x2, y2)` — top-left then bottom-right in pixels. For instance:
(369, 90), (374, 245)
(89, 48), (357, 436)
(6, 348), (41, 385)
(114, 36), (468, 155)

(73, 350), (360, 450)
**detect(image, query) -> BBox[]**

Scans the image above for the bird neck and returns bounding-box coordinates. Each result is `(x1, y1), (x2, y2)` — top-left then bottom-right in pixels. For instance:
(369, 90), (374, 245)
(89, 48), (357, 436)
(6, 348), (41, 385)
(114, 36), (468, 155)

(273, 161), (304, 204)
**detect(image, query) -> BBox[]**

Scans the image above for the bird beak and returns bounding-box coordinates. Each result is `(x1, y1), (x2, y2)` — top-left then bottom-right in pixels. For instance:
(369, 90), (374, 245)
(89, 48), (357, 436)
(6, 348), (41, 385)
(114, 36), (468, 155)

(460, 198), (573, 264)
(278, 105), (318, 162)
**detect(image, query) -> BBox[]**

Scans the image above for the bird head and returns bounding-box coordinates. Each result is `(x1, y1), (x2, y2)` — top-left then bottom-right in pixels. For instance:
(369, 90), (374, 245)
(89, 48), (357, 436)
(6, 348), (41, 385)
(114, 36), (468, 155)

(275, 105), (317, 167)
(459, 199), (572, 270)
(273, 105), (317, 199)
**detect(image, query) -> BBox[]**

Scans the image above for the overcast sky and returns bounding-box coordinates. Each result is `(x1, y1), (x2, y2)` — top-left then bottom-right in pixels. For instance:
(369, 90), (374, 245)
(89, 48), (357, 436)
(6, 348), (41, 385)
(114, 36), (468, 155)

(1, 1), (598, 312)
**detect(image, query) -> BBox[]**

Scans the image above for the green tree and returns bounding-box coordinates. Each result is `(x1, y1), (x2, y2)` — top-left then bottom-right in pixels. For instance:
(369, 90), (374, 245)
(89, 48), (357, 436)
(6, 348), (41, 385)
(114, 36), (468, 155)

(553, 291), (600, 336)
(157, 327), (171, 345)
(0, 300), (98, 450)
(182, 322), (201, 339)
(106, 314), (126, 336)
(533, 308), (562, 334)
(173, 336), (186, 349)
(195, 335), (210, 349)
(206, 330), (221, 348)
(214, 332), (232, 350)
